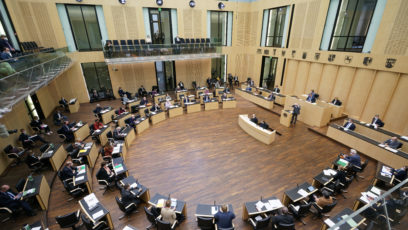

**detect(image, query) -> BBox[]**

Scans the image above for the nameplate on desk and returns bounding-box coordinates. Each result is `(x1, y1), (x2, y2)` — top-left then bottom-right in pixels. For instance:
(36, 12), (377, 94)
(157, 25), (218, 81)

(297, 189), (308, 197)
(75, 176), (84, 182)
(92, 210), (104, 219)
(385, 146), (398, 153)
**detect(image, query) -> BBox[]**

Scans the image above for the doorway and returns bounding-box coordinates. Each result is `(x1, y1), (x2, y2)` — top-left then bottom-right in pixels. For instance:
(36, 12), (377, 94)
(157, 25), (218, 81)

(211, 55), (226, 82)
(149, 8), (173, 44)
(25, 94), (44, 120)
(259, 56), (278, 89)
(155, 61), (176, 92)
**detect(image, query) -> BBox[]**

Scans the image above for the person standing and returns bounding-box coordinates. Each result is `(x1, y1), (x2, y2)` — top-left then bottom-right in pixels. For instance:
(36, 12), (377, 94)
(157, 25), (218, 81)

(291, 103), (301, 125)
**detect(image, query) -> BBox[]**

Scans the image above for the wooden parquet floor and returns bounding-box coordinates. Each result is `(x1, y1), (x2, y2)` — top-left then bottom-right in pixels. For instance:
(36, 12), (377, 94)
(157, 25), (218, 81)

(1, 90), (394, 229)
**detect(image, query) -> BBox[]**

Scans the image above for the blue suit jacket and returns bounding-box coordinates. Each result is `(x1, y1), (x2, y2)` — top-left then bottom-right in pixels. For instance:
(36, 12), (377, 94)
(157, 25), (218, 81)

(345, 154), (361, 167)
(343, 122), (356, 131)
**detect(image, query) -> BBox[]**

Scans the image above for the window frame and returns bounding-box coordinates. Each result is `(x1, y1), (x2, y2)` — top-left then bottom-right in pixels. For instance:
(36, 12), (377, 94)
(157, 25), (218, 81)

(262, 6), (288, 48)
(328, 0), (378, 52)
(64, 4), (103, 52)
(209, 10), (230, 46)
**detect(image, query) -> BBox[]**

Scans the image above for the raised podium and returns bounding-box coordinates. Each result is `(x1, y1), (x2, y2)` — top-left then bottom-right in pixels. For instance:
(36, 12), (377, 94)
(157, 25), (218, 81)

(280, 110), (293, 127)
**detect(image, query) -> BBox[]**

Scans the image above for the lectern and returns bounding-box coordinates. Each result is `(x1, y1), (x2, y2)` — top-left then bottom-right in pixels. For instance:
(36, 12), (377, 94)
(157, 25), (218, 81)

(280, 110), (293, 127)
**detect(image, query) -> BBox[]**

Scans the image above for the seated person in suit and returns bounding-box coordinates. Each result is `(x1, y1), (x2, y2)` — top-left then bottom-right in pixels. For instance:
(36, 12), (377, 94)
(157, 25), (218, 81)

(138, 85), (147, 97)
(0, 184), (36, 216)
(60, 121), (75, 142)
(90, 89), (99, 101)
(312, 191), (334, 209)
(234, 76), (239, 86)
(122, 94), (130, 105)
(103, 142), (113, 159)
(306, 89), (317, 103)
(120, 184), (141, 207)
(223, 87), (230, 93)
(113, 127), (125, 140)
(140, 97), (148, 106)
(214, 205), (235, 229)
(54, 110), (67, 125)
(331, 97), (342, 106)
(393, 166), (408, 182)
(221, 93), (228, 100)
(203, 94), (210, 103)
(118, 86), (131, 98)
(165, 99), (173, 110)
(61, 161), (77, 181)
(343, 119), (356, 131)
(383, 136), (402, 149)
(271, 207), (294, 229)
(150, 103), (161, 112)
(250, 114), (258, 124)
(30, 116), (52, 135)
(259, 120), (269, 130)
(273, 85), (280, 93)
(342, 149), (361, 167)
(161, 199), (177, 225)
(59, 97), (69, 110)
(18, 129), (47, 148)
(370, 114), (384, 128)
(165, 93), (172, 101)
(117, 107), (126, 116)
(93, 104), (103, 114)
(93, 119), (104, 130)
(267, 93), (275, 101)
(97, 162), (116, 184)
(245, 85), (252, 91)
(178, 81), (185, 90)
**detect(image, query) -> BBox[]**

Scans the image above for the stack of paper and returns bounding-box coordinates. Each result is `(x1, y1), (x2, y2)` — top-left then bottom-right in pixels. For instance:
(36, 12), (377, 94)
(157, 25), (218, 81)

(75, 176), (84, 182)
(77, 165), (86, 174)
(324, 218), (339, 230)
(157, 199), (165, 208)
(69, 98), (76, 104)
(385, 147), (398, 153)
(130, 183), (138, 189)
(268, 199), (283, 209)
(401, 136), (408, 141)
(113, 146), (121, 153)
(378, 144), (386, 148)
(84, 193), (99, 210)
(323, 169), (337, 176)
(255, 200), (264, 211)
(371, 186), (381, 196)
(171, 198), (177, 208)
(211, 206), (219, 215)
(297, 189), (309, 197)
(114, 164), (123, 172)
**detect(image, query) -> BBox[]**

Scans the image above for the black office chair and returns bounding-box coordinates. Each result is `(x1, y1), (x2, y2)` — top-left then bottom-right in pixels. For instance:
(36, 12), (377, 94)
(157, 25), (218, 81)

(81, 213), (109, 230)
(3, 145), (25, 165)
(25, 155), (44, 172)
(312, 200), (337, 218)
(197, 216), (215, 230)
(115, 196), (138, 220)
(39, 143), (50, 153)
(55, 210), (81, 230)
(0, 206), (14, 223)
(15, 178), (26, 192)
(248, 215), (270, 229)
(350, 160), (368, 181)
(157, 218), (177, 230)
(31, 126), (42, 134)
(63, 181), (84, 200)
(289, 200), (311, 225)
(144, 206), (158, 230)
(96, 170), (115, 195)
(275, 222), (295, 230)
(58, 170), (73, 184)
(217, 227), (234, 230)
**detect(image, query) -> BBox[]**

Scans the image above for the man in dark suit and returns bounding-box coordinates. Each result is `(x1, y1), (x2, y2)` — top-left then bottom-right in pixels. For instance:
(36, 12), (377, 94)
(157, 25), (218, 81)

(234, 76), (239, 86)
(174, 35), (181, 44)
(118, 87), (131, 99)
(138, 85), (147, 97)
(178, 81), (185, 90)
(0, 184), (36, 216)
(0, 35), (15, 52)
(331, 97), (342, 106)
(61, 161), (76, 181)
(18, 129), (47, 148)
(343, 149), (361, 167)
(96, 162), (116, 184)
(259, 120), (269, 130)
(228, 74), (233, 89)
(343, 119), (356, 131)
(384, 137), (402, 149)
(291, 103), (301, 125)
(273, 85), (280, 93)
(113, 127), (125, 140)
(30, 116), (52, 135)
(150, 103), (161, 112)
(93, 104), (103, 114)
(393, 166), (408, 182)
(250, 114), (258, 124)
(0, 47), (14, 61)
(333, 166), (347, 184)
(54, 110), (67, 125)
(371, 114), (384, 128)
(306, 90), (317, 103)
(183, 95), (190, 103)
(139, 97), (148, 106)
(203, 94), (210, 102)
(271, 207), (294, 229)
(59, 97), (69, 111)
(60, 121), (75, 142)
(214, 205), (235, 229)
(120, 184), (141, 207)
(267, 93), (275, 101)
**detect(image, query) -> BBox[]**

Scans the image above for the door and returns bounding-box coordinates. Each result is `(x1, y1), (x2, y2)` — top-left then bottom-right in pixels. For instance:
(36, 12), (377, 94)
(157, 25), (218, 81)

(259, 56), (278, 89)
(149, 8), (173, 44)
(81, 62), (113, 100)
(155, 61), (176, 92)
(25, 94), (44, 120)
(211, 55), (226, 82)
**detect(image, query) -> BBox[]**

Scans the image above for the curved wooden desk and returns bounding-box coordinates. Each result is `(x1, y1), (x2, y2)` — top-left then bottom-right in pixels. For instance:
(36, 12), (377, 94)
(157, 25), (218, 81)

(236, 88), (274, 110)
(238, 114), (276, 145)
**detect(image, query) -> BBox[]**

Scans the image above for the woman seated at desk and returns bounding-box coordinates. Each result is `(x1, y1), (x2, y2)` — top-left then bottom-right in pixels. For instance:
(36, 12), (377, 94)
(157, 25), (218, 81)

(96, 162), (116, 184)
(103, 142), (113, 159)
(117, 107), (126, 115)
(140, 97), (148, 106)
(93, 119), (104, 130)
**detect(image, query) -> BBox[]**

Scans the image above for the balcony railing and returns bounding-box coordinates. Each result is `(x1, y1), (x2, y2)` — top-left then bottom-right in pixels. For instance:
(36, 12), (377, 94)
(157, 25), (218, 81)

(0, 48), (72, 116)
(103, 40), (223, 64)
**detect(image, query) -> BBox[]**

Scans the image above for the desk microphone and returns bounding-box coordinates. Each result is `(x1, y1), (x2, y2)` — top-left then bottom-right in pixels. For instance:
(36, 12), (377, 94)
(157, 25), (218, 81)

(297, 184), (299, 189)
(168, 193), (171, 200)
(260, 196), (263, 201)
(214, 200), (216, 206)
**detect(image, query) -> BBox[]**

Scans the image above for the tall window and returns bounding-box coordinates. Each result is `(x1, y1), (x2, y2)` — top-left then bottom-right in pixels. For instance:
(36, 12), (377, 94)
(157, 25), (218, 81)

(329, 0), (377, 52)
(148, 8), (173, 44)
(209, 11), (231, 46)
(66, 5), (102, 51)
(81, 62), (112, 99)
(262, 6), (287, 47)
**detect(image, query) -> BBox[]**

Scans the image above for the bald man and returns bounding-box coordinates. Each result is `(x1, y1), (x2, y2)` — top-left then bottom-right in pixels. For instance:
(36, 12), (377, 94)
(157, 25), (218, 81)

(0, 184), (35, 216)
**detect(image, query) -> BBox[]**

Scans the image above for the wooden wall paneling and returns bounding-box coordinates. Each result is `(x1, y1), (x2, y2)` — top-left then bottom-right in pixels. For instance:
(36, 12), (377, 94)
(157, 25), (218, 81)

(384, 0), (408, 55)
(301, 0), (320, 49)
(125, 7), (139, 38)
(344, 69), (376, 119)
(55, 63), (89, 103)
(111, 6), (127, 38)
(317, 64), (338, 102)
(123, 64), (137, 93)
(282, 59), (298, 95)
(31, 2), (58, 48)
(293, 61), (310, 96)
(193, 10), (203, 37)
(305, 62), (323, 93)
(383, 74), (408, 134)
(183, 9), (193, 37)
(18, 1), (40, 42)
(330, 66), (356, 103)
(360, 71), (399, 123)
(109, 65), (124, 98)
(289, 2), (307, 49)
